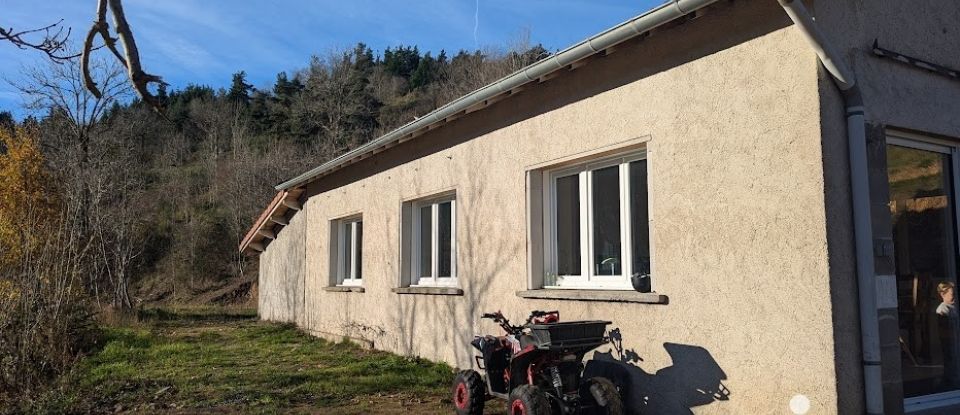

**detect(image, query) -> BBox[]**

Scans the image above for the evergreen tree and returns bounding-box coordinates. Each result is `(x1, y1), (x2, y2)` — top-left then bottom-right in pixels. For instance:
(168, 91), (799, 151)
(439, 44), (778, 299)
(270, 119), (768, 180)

(352, 43), (375, 73)
(248, 90), (272, 136)
(266, 72), (304, 139)
(172, 84), (216, 103)
(383, 45), (421, 79)
(410, 52), (440, 89)
(0, 111), (14, 135)
(0, 111), (12, 153)
(272, 72), (303, 106)
(166, 84), (216, 132)
(156, 82), (169, 108)
(227, 71), (254, 105)
(517, 44), (550, 67)
(344, 45), (381, 143)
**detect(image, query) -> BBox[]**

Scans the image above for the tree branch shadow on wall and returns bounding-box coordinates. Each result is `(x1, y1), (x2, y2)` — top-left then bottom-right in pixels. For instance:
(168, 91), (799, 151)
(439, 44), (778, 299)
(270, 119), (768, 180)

(388, 147), (512, 367)
(584, 328), (730, 415)
(442, 151), (515, 368)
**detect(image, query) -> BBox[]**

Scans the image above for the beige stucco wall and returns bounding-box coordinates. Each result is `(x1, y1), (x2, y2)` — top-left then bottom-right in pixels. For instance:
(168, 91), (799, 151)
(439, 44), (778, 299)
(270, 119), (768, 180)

(258, 0), (853, 413)
(817, 0), (960, 139)
(259, 209), (305, 325)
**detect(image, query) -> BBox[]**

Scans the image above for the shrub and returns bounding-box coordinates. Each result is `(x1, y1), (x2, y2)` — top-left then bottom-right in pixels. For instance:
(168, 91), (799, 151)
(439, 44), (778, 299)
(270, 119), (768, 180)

(0, 128), (99, 409)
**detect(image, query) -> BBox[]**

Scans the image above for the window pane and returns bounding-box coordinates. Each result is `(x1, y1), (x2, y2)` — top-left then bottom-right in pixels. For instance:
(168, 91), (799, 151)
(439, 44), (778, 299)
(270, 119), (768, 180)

(438, 202), (453, 277)
(555, 174), (581, 276)
(343, 223), (353, 279)
(592, 165), (622, 276)
(630, 161), (651, 292)
(355, 222), (363, 280)
(419, 206), (433, 278)
(888, 144), (960, 398)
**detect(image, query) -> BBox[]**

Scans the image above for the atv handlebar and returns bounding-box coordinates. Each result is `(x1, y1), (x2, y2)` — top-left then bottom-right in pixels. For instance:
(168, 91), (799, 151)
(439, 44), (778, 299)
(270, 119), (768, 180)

(481, 310), (561, 335)
(481, 311), (521, 335)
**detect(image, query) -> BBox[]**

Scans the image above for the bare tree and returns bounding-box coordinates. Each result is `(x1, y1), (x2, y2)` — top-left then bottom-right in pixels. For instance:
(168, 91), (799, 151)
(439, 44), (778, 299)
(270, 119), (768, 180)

(89, 123), (148, 309)
(15, 56), (128, 235)
(15, 57), (142, 309)
(17, 57), (129, 145)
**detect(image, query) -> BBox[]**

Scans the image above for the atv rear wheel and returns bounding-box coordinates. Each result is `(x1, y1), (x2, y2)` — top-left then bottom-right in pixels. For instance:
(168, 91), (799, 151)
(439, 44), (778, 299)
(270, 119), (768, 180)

(508, 384), (551, 415)
(580, 377), (624, 414)
(452, 370), (485, 415)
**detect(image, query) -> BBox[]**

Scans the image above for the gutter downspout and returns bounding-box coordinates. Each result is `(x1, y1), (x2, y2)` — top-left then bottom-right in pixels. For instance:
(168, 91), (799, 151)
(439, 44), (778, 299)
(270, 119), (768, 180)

(777, 1), (883, 413)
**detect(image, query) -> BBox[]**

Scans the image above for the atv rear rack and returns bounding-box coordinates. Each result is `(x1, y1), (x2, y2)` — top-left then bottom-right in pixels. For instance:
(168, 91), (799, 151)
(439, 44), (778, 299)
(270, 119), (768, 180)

(525, 320), (611, 351)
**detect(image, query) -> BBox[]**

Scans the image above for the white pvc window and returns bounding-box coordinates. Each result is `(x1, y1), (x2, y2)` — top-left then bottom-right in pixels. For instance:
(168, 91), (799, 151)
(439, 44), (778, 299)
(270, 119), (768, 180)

(412, 196), (456, 286)
(543, 150), (650, 290)
(337, 218), (363, 286)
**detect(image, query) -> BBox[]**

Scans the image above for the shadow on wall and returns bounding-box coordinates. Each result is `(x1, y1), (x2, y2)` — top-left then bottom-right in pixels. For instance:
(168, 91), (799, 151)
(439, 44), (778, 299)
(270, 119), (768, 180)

(584, 328), (730, 415)
(390, 146), (513, 366)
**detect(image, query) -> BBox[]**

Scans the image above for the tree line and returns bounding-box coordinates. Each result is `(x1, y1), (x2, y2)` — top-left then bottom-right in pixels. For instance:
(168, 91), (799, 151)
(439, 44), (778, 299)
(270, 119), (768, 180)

(0, 40), (549, 407)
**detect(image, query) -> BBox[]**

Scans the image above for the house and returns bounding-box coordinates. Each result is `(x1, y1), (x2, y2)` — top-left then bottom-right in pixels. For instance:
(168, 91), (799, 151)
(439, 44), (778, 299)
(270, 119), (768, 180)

(239, 0), (960, 413)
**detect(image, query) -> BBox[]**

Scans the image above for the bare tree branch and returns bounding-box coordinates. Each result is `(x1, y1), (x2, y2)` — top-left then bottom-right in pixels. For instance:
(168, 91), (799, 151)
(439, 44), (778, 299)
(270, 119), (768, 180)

(81, 0), (111, 99)
(0, 19), (80, 62)
(107, 0), (164, 107)
(82, 0), (165, 112)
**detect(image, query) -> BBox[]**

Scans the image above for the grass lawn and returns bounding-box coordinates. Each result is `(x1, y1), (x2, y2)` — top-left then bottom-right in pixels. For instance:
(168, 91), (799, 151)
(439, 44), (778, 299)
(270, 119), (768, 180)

(40, 307), (457, 414)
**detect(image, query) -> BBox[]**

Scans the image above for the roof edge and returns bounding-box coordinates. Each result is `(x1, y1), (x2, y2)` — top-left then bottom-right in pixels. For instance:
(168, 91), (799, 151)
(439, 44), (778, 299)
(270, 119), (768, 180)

(276, 0), (720, 191)
(239, 189), (304, 255)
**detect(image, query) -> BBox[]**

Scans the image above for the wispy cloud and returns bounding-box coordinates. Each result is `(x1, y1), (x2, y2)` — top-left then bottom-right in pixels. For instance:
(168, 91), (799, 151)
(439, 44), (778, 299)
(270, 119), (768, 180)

(149, 36), (217, 72)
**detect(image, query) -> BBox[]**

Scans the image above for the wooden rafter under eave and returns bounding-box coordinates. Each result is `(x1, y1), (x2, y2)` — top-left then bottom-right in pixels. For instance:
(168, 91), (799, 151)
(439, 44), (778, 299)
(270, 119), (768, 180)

(239, 188), (304, 256)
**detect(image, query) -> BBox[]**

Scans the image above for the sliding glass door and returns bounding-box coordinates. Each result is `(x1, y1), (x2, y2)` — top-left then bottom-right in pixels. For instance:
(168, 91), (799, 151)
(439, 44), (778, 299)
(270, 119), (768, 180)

(888, 134), (960, 406)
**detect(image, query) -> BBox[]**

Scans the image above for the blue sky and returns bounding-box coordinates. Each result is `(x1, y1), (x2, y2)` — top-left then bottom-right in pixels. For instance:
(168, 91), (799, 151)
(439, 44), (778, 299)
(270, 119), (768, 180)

(1, 0), (662, 118)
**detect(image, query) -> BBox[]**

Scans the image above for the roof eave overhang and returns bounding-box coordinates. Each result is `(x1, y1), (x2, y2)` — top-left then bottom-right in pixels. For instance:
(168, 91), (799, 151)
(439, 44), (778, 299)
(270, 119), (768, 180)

(239, 188), (304, 255)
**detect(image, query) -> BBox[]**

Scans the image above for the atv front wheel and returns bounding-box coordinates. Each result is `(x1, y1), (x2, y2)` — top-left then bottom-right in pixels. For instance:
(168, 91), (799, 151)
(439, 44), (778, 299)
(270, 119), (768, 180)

(508, 384), (551, 415)
(452, 370), (485, 415)
(580, 377), (624, 414)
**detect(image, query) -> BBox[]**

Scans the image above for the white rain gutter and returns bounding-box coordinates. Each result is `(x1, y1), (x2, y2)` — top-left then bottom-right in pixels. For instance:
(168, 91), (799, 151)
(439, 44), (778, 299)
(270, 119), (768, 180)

(276, 0), (722, 191)
(777, 1), (883, 413)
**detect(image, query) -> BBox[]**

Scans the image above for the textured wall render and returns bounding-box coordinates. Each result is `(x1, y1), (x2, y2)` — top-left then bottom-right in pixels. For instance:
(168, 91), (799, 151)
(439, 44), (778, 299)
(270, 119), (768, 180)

(259, 210), (305, 325)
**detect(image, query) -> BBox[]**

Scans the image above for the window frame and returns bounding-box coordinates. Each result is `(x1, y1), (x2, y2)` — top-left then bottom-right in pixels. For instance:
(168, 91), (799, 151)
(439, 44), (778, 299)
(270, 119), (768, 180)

(335, 216), (363, 286)
(410, 195), (457, 287)
(542, 150), (648, 290)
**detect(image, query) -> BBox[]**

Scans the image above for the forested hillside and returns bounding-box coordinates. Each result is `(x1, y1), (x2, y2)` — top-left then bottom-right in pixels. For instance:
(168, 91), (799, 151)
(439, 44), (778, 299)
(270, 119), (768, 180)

(0, 41), (548, 404)
(8, 42), (548, 302)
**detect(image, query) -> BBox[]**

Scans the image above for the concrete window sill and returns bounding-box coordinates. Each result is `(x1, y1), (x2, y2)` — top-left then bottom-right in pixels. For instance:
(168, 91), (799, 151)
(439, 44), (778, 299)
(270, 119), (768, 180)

(323, 286), (365, 293)
(392, 287), (463, 296)
(516, 289), (668, 304)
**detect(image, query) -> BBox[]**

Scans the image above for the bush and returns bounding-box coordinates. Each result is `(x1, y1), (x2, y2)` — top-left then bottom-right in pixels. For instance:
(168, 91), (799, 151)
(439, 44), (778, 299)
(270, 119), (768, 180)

(0, 277), (99, 408)
(0, 127), (99, 410)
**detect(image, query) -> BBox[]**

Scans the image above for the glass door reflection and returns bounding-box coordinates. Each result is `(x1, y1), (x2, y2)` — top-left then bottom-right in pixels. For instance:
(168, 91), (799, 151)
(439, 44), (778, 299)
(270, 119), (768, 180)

(889, 138), (960, 399)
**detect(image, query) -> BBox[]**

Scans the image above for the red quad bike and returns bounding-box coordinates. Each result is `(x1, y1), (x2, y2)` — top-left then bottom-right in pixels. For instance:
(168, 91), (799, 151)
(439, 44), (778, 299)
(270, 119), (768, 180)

(452, 310), (623, 415)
